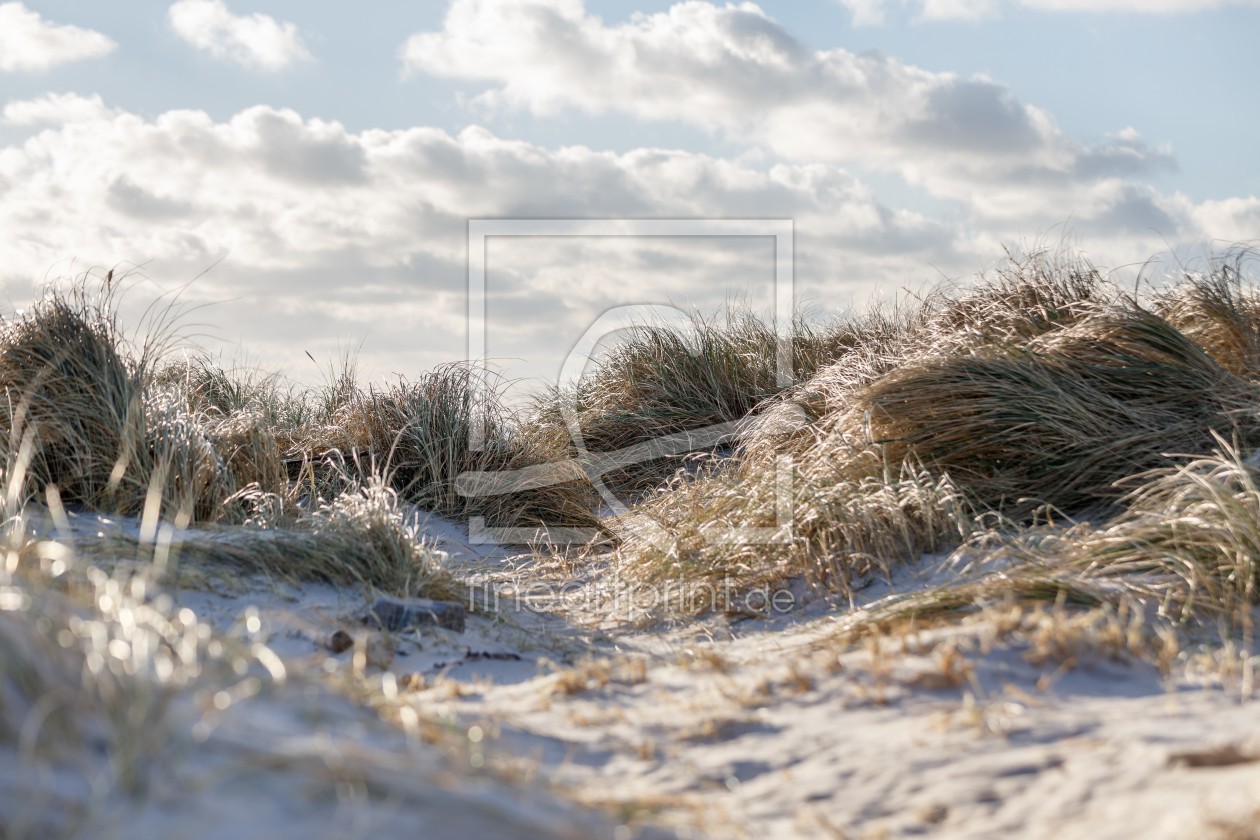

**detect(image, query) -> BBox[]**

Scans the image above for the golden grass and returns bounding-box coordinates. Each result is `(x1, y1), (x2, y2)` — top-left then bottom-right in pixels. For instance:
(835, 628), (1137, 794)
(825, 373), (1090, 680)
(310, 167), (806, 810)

(0, 283), (229, 522)
(7, 246), (1260, 634)
(92, 478), (462, 601)
(616, 447), (973, 605)
(1153, 247), (1260, 381)
(612, 246), (1260, 626)
(524, 305), (863, 500)
(1037, 435), (1260, 613)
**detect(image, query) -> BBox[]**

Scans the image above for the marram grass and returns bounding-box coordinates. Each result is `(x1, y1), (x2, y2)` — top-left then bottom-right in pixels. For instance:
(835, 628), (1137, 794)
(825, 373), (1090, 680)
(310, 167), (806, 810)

(610, 246), (1260, 623)
(4, 247), (1260, 630)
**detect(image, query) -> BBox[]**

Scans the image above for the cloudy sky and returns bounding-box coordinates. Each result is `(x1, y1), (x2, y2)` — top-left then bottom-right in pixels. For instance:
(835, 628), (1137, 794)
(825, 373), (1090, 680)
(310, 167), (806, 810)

(1, 0), (1257, 390)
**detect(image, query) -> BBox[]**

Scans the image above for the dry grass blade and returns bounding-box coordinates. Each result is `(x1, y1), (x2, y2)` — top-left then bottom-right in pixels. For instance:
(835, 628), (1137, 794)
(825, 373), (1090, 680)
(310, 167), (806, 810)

(848, 307), (1260, 517)
(1057, 434), (1260, 614)
(93, 479), (462, 601)
(1154, 246), (1260, 381)
(616, 448), (974, 609)
(310, 362), (601, 529)
(526, 305), (861, 500)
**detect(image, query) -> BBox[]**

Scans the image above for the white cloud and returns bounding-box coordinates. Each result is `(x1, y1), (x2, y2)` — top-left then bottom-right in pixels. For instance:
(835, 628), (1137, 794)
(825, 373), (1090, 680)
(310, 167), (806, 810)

(169, 0), (311, 71)
(402, 0), (1175, 216)
(0, 101), (959, 381)
(0, 103), (951, 274)
(0, 97), (1251, 382)
(917, 0), (999, 21)
(1023, 0), (1260, 10)
(843, 0), (1260, 24)
(0, 2), (116, 72)
(3, 92), (118, 125)
(836, 0), (888, 25)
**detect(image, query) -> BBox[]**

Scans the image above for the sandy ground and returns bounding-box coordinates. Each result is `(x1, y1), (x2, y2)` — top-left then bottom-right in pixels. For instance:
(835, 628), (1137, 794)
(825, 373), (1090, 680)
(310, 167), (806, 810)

(5, 511), (1260, 839)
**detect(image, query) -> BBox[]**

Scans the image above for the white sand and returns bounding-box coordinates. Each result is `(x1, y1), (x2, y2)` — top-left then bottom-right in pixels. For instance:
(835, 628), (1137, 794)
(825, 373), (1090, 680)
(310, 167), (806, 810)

(5, 512), (1259, 839)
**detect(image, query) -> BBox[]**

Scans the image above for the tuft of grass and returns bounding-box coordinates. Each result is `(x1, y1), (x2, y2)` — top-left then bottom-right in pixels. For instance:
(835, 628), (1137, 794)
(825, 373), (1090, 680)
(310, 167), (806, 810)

(844, 432), (1260, 655)
(0, 279), (303, 527)
(0, 281), (236, 522)
(1053, 434), (1260, 616)
(845, 306), (1260, 516)
(1153, 247), (1260, 381)
(105, 478), (462, 601)
(307, 363), (601, 530)
(296, 478), (460, 598)
(525, 306), (861, 500)
(743, 246), (1116, 461)
(616, 447), (974, 606)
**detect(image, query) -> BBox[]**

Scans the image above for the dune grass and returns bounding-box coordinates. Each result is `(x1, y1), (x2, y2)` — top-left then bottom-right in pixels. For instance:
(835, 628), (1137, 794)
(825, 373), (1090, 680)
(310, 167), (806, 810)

(0, 283), (230, 522)
(316, 363), (600, 529)
(604, 246), (1260, 627)
(4, 246), (1260, 632)
(1153, 246), (1260, 381)
(5, 246), (1260, 837)
(523, 306), (864, 500)
(615, 447), (975, 607)
(1012, 434), (1260, 619)
(847, 306), (1260, 515)
(100, 478), (462, 601)
(0, 277), (596, 536)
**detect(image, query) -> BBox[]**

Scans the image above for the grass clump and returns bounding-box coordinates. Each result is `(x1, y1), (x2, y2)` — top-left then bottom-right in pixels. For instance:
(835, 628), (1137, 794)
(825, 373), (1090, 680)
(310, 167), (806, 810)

(287, 478), (460, 599)
(109, 479), (461, 601)
(1152, 247), (1260, 381)
(525, 307), (861, 500)
(846, 306), (1260, 515)
(0, 278), (313, 529)
(305, 363), (600, 531)
(812, 433), (1260, 653)
(1045, 435), (1260, 616)
(611, 245), (1260, 619)
(617, 448), (973, 605)
(0, 282), (251, 524)
(742, 246), (1114, 456)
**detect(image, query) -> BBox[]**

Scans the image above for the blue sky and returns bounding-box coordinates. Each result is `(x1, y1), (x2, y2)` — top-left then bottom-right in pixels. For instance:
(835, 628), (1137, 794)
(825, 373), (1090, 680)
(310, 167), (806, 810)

(1, 0), (1258, 387)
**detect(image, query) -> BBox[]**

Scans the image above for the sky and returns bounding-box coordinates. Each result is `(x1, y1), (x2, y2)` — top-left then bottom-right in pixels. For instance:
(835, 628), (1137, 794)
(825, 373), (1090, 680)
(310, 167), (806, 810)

(0, 0), (1257, 392)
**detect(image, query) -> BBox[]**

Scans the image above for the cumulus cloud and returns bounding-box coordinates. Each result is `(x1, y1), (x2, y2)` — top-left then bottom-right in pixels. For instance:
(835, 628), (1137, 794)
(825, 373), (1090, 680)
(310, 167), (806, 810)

(169, 0), (311, 71)
(836, 0), (889, 25)
(3, 92), (118, 125)
(916, 0), (999, 20)
(0, 97), (1250, 382)
(0, 2), (116, 72)
(0, 103), (962, 274)
(0, 100), (963, 381)
(402, 0), (1174, 215)
(842, 0), (1260, 24)
(1025, 0), (1260, 8)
